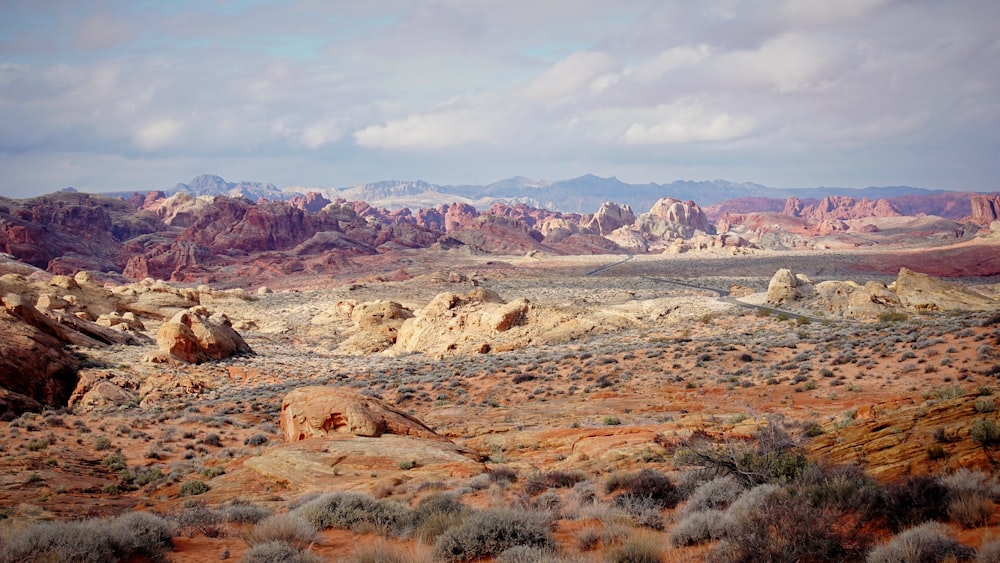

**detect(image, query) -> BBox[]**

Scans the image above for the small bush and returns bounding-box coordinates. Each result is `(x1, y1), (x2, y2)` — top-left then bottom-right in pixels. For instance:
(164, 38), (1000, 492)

(669, 509), (729, 546)
(220, 501), (272, 524)
(605, 469), (680, 509)
(241, 540), (322, 563)
(866, 522), (974, 563)
(432, 508), (555, 562)
(243, 512), (317, 549)
(296, 491), (411, 534)
(524, 471), (586, 496)
(179, 480), (210, 496)
(971, 419), (1000, 447)
(878, 311), (908, 323)
(605, 532), (665, 563)
(680, 475), (744, 514)
(244, 434), (268, 446)
(495, 545), (563, 563)
(94, 436), (112, 450)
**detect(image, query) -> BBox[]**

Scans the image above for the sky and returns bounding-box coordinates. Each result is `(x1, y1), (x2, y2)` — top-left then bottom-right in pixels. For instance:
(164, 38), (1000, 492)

(1, 0), (999, 197)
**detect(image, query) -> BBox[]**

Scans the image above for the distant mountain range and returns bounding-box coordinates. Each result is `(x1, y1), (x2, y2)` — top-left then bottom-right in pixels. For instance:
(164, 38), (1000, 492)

(101, 173), (974, 214)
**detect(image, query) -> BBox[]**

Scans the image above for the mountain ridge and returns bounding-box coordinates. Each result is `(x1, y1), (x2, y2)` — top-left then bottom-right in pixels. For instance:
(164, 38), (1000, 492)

(94, 173), (979, 215)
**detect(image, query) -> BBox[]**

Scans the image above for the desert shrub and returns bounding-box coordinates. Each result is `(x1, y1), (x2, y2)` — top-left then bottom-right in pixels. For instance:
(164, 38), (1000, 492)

(0, 511), (174, 563)
(295, 491), (411, 534)
(241, 540), (322, 563)
(605, 469), (680, 510)
(101, 452), (127, 471)
(798, 463), (878, 511)
(948, 492), (993, 528)
(244, 433), (268, 446)
(669, 509), (729, 547)
(874, 474), (950, 532)
(486, 466), (518, 484)
(710, 485), (868, 563)
(412, 493), (467, 543)
(243, 512), (316, 549)
(604, 532), (665, 563)
(179, 480), (210, 496)
(971, 419), (1000, 447)
(866, 522), (975, 563)
(524, 471), (586, 496)
(878, 311), (908, 323)
(679, 422), (808, 486)
(106, 511), (176, 562)
(680, 475), (744, 514)
(94, 436), (112, 450)
(432, 508), (555, 562)
(120, 466), (164, 488)
(220, 501), (272, 524)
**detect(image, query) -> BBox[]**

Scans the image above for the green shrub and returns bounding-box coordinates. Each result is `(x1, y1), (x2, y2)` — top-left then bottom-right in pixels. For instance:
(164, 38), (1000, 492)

(102, 452), (127, 471)
(866, 522), (974, 563)
(178, 480), (210, 496)
(975, 399), (997, 413)
(432, 508), (555, 562)
(877, 311), (908, 323)
(971, 419), (1000, 447)
(94, 436), (112, 450)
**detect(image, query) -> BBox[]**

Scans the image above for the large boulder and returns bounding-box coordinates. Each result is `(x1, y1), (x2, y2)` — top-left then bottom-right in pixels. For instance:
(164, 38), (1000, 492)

(144, 309), (253, 364)
(766, 268), (815, 304)
(281, 387), (443, 442)
(892, 267), (999, 311)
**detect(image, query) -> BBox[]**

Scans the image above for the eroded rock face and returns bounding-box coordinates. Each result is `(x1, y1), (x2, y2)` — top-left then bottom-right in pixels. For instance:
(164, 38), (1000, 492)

(892, 267), (999, 311)
(580, 202), (636, 236)
(766, 268), (815, 304)
(281, 387), (442, 442)
(144, 309), (253, 364)
(0, 299), (79, 414)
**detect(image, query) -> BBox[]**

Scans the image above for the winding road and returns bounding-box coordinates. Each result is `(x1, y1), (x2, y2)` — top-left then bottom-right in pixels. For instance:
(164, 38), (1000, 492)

(587, 254), (825, 323)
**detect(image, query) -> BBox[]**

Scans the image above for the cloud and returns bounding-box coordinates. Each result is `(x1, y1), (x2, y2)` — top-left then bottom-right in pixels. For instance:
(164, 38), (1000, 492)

(622, 101), (755, 144)
(133, 119), (183, 150)
(780, 0), (891, 27)
(353, 110), (495, 149)
(519, 51), (621, 101)
(633, 44), (712, 82)
(719, 33), (853, 93)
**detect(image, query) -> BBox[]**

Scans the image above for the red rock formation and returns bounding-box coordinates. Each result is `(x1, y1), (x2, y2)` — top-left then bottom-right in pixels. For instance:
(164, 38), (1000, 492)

(968, 194), (1000, 225)
(782, 196), (901, 221)
(580, 202), (635, 235)
(289, 192), (332, 213)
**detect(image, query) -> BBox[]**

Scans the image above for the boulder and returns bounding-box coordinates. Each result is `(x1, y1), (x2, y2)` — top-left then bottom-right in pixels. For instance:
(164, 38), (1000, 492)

(145, 309), (253, 364)
(893, 267), (999, 311)
(280, 387), (443, 442)
(766, 269), (815, 304)
(0, 306), (78, 413)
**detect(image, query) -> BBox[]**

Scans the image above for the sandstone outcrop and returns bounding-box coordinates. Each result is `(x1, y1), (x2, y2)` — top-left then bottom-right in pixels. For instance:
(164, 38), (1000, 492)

(808, 394), (999, 480)
(892, 267), (999, 311)
(391, 289), (563, 357)
(783, 195), (901, 221)
(580, 202), (635, 236)
(280, 386), (442, 442)
(143, 309), (253, 364)
(338, 300), (414, 354)
(766, 268), (815, 304)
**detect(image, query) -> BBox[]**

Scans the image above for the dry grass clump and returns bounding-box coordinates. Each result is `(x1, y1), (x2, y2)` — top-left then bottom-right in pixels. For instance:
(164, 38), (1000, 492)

(866, 522), (975, 563)
(240, 540), (322, 563)
(242, 512), (317, 550)
(603, 531), (666, 563)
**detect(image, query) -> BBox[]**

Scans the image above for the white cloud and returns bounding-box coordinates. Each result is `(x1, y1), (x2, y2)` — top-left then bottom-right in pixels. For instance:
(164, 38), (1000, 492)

(634, 44), (712, 82)
(519, 51), (621, 101)
(622, 101), (755, 144)
(300, 120), (345, 150)
(133, 119), (183, 150)
(353, 111), (495, 149)
(719, 33), (850, 93)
